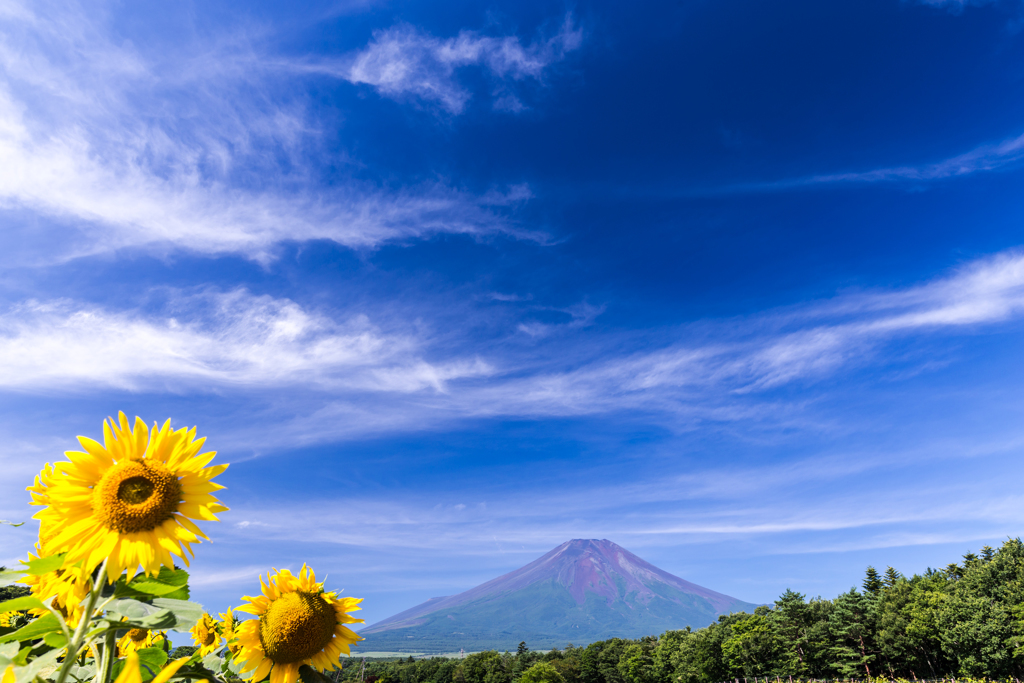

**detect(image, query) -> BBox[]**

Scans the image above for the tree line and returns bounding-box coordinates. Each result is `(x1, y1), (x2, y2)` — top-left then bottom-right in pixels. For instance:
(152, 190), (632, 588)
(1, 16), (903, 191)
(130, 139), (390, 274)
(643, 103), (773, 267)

(339, 538), (1024, 683)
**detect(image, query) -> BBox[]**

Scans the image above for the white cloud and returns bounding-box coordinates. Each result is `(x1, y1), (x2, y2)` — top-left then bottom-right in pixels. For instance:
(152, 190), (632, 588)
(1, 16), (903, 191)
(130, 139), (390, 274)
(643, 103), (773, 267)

(0, 250), (1022, 440)
(723, 130), (1024, 195)
(0, 289), (492, 393)
(334, 15), (582, 113)
(914, 0), (1001, 11)
(0, 0), (539, 263)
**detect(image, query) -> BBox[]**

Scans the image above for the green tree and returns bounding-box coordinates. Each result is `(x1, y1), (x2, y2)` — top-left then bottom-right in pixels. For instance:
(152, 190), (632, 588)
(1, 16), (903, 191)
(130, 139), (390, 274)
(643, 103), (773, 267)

(883, 567), (902, 588)
(828, 588), (877, 677)
(617, 639), (657, 683)
(580, 640), (628, 683)
(863, 567), (883, 596)
(721, 614), (782, 677)
(520, 663), (565, 683)
(938, 538), (1024, 677)
(770, 589), (832, 676)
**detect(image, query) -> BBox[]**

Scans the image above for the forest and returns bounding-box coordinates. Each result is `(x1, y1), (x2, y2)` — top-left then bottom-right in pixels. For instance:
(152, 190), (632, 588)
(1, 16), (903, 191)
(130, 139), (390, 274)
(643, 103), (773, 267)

(339, 539), (1024, 683)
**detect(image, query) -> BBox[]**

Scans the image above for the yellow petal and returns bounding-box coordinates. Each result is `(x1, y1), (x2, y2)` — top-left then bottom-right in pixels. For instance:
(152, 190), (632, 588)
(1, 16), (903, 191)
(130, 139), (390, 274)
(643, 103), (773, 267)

(114, 652), (143, 683)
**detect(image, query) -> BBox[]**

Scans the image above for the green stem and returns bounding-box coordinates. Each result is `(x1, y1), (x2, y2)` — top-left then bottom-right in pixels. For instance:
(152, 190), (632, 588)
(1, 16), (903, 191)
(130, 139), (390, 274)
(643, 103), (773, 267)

(54, 559), (109, 683)
(96, 628), (116, 683)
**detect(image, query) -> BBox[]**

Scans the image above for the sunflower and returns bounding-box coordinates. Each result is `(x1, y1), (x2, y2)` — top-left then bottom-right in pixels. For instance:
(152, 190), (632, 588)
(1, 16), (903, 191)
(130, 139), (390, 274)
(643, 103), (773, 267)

(29, 413), (229, 584)
(235, 565), (363, 683)
(20, 546), (93, 628)
(218, 607), (240, 655)
(117, 627), (168, 656)
(191, 613), (222, 656)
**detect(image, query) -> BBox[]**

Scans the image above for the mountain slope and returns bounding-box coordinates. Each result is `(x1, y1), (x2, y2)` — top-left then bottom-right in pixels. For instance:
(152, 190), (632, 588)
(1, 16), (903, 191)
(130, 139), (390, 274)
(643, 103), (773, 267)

(359, 539), (758, 652)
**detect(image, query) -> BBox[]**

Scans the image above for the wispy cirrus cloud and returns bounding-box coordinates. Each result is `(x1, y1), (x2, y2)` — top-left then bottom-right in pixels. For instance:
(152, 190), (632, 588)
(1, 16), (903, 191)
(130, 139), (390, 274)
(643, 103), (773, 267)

(721, 130), (1024, 194)
(0, 0), (540, 264)
(321, 15), (582, 113)
(0, 289), (492, 393)
(0, 250), (1022, 443)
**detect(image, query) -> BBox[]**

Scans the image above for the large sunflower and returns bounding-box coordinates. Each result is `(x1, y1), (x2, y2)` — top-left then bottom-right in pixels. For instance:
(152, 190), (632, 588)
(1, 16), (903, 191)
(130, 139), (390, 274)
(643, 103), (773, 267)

(191, 613), (222, 656)
(30, 413), (228, 584)
(235, 566), (363, 683)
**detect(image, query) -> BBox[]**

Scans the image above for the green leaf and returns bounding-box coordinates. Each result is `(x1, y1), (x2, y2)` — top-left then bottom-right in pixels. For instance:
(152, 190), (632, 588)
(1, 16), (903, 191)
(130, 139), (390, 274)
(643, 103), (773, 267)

(108, 599), (161, 620)
(116, 568), (190, 600)
(299, 664), (335, 683)
(0, 613), (61, 644)
(150, 598), (204, 631)
(0, 520), (24, 527)
(4, 644), (62, 683)
(201, 653), (224, 673)
(0, 571), (27, 588)
(20, 554), (65, 576)
(0, 642), (18, 659)
(68, 664), (97, 683)
(42, 632), (67, 649)
(137, 647), (170, 681)
(227, 654), (244, 675)
(0, 597), (45, 613)
(104, 600), (177, 630)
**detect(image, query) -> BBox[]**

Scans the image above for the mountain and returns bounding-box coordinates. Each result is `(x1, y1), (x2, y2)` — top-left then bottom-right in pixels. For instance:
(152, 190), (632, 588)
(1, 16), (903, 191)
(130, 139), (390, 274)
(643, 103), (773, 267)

(358, 539), (759, 653)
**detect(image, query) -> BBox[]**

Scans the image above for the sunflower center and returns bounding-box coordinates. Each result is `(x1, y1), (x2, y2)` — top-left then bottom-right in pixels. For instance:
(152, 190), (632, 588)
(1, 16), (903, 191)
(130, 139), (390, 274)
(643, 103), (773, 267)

(259, 591), (336, 664)
(119, 477), (155, 504)
(128, 628), (149, 643)
(93, 460), (182, 534)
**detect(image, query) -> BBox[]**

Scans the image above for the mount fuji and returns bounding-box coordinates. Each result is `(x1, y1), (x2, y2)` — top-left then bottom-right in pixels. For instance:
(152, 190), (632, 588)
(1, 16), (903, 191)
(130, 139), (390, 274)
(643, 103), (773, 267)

(358, 539), (758, 653)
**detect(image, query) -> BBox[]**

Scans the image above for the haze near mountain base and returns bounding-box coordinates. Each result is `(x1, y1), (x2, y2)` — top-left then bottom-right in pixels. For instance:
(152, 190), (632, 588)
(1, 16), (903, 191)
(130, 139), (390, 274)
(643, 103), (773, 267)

(359, 539), (758, 653)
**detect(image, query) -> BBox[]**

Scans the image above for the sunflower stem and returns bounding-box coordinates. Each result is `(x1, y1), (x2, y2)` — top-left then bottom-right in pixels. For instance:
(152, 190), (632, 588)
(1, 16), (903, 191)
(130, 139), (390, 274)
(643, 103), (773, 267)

(54, 558), (109, 683)
(96, 628), (116, 683)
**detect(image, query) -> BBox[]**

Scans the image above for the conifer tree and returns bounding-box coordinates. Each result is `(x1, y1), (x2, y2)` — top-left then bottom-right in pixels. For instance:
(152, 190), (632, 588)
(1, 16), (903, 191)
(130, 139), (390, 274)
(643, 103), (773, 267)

(863, 566), (883, 595)
(883, 566), (902, 588)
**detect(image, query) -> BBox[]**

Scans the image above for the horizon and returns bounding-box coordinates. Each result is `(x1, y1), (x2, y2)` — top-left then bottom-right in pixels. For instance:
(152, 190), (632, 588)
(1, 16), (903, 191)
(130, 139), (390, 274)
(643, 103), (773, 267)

(2, 0), (1024, 644)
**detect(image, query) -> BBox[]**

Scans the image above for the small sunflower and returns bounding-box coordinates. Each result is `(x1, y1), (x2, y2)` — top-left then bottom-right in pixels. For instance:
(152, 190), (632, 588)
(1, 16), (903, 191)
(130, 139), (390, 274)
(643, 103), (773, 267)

(218, 607), (240, 655)
(21, 548), (92, 627)
(117, 627), (168, 656)
(191, 613), (222, 656)
(30, 413), (229, 584)
(235, 565), (363, 683)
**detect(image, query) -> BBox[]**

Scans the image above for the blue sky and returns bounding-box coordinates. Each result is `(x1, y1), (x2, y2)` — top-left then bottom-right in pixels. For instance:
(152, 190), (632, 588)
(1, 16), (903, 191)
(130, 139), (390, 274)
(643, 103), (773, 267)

(3, 0), (1024, 637)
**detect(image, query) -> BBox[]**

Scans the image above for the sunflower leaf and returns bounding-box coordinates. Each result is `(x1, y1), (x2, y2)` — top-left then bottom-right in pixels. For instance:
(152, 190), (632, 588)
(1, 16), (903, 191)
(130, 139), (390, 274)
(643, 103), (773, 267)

(20, 554), (65, 576)
(0, 571), (27, 588)
(42, 632), (67, 649)
(137, 647), (169, 681)
(105, 600), (177, 629)
(0, 597), (45, 613)
(150, 599), (204, 631)
(201, 653), (223, 672)
(108, 599), (160, 620)
(0, 613), (61, 644)
(115, 568), (190, 600)
(226, 654), (244, 675)
(299, 664), (335, 683)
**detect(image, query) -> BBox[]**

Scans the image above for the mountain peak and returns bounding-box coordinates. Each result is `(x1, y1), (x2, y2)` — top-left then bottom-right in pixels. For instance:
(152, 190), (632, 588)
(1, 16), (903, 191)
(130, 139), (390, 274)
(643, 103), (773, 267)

(360, 539), (757, 652)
